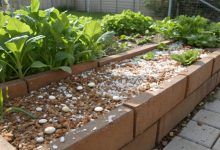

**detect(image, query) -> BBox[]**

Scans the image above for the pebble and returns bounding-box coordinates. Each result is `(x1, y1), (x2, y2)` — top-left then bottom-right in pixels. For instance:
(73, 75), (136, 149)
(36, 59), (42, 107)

(94, 106), (104, 112)
(36, 107), (43, 112)
(37, 95), (43, 99)
(169, 131), (174, 137)
(44, 127), (56, 134)
(112, 96), (120, 101)
(60, 136), (65, 143)
(39, 119), (48, 124)
(52, 145), (58, 149)
(49, 95), (56, 100)
(62, 106), (71, 112)
(76, 86), (83, 91)
(88, 82), (96, 88)
(36, 137), (44, 143)
(66, 94), (72, 98)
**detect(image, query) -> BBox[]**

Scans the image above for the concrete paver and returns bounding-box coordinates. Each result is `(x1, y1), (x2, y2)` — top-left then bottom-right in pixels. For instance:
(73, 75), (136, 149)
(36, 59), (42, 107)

(213, 90), (220, 99)
(213, 138), (220, 150)
(164, 136), (210, 150)
(193, 109), (220, 130)
(178, 120), (220, 148)
(204, 100), (220, 114)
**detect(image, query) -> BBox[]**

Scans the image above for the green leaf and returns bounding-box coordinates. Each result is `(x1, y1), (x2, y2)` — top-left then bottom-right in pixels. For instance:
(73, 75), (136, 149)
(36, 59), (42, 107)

(6, 18), (32, 34)
(5, 35), (28, 52)
(5, 107), (36, 119)
(26, 35), (45, 43)
(31, 0), (40, 12)
(97, 31), (115, 44)
(31, 61), (48, 68)
(58, 66), (72, 74)
(84, 21), (102, 39)
(55, 51), (74, 62)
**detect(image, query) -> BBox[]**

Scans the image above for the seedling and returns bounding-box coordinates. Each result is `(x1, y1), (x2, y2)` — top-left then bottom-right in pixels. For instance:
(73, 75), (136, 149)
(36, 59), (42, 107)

(171, 49), (200, 66)
(157, 43), (169, 50)
(0, 87), (36, 122)
(141, 51), (155, 60)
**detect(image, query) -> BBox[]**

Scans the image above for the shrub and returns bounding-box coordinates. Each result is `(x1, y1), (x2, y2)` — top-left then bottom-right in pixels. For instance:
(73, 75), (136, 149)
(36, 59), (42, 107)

(102, 10), (153, 35)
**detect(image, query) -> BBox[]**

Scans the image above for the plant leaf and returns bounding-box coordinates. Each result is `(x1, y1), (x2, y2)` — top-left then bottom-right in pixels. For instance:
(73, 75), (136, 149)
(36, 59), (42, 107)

(5, 107), (36, 119)
(30, 61), (48, 68)
(58, 66), (72, 74)
(5, 35), (28, 52)
(6, 18), (32, 34)
(31, 0), (40, 12)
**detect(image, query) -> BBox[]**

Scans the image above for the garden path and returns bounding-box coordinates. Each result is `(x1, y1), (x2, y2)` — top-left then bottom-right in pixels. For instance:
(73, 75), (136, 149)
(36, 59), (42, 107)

(163, 88), (220, 150)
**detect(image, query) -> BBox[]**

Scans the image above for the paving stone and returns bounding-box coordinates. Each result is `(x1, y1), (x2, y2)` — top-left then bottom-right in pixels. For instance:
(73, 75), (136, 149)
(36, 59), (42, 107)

(213, 138), (220, 150)
(193, 109), (220, 130)
(179, 120), (220, 148)
(204, 100), (220, 114)
(164, 136), (210, 150)
(213, 89), (220, 99)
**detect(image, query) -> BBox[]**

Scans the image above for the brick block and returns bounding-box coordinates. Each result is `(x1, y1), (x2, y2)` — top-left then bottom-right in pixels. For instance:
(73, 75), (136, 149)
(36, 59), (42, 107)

(120, 123), (157, 150)
(124, 75), (187, 136)
(207, 50), (220, 75)
(157, 74), (217, 142)
(71, 61), (98, 74)
(0, 79), (28, 98)
(49, 106), (134, 150)
(25, 70), (70, 92)
(0, 136), (16, 150)
(180, 57), (213, 96)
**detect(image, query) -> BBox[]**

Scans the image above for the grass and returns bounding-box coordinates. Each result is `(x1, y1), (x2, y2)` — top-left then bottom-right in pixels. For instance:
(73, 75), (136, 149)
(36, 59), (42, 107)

(67, 10), (110, 20)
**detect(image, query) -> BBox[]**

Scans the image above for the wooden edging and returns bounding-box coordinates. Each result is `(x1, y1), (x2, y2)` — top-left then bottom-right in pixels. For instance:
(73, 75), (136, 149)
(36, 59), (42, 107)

(1, 45), (220, 150)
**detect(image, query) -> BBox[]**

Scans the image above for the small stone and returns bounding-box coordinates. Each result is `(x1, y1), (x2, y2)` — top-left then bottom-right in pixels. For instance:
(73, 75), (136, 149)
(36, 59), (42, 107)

(36, 137), (44, 143)
(112, 96), (120, 101)
(88, 82), (96, 88)
(49, 95), (56, 100)
(62, 106), (71, 112)
(76, 86), (83, 91)
(94, 106), (103, 112)
(60, 136), (65, 143)
(169, 132), (174, 137)
(162, 141), (168, 146)
(36, 107), (43, 112)
(66, 94), (72, 98)
(44, 127), (56, 134)
(38, 95), (43, 99)
(52, 144), (58, 149)
(39, 119), (48, 124)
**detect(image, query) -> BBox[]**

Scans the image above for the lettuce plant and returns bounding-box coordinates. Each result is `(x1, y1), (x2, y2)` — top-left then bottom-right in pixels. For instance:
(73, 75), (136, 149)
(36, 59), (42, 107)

(102, 10), (153, 35)
(171, 49), (200, 66)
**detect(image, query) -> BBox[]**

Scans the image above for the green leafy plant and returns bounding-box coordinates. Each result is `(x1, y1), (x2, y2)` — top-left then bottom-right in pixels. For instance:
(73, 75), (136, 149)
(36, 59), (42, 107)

(157, 43), (169, 50)
(102, 10), (153, 35)
(136, 38), (151, 45)
(141, 51), (155, 60)
(0, 88), (36, 122)
(171, 49), (200, 66)
(152, 16), (220, 48)
(75, 21), (115, 62)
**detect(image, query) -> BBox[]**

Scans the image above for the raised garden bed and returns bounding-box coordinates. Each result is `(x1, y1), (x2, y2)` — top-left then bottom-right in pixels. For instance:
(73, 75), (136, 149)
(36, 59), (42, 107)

(1, 42), (220, 150)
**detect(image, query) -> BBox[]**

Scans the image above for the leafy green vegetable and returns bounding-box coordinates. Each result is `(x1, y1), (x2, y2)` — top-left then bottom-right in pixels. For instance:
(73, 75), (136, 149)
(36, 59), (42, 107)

(157, 43), (169, 50)
(171, 50), (200, 66)
(141, 51), (155, 60)
(102, 10), (153, 35)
